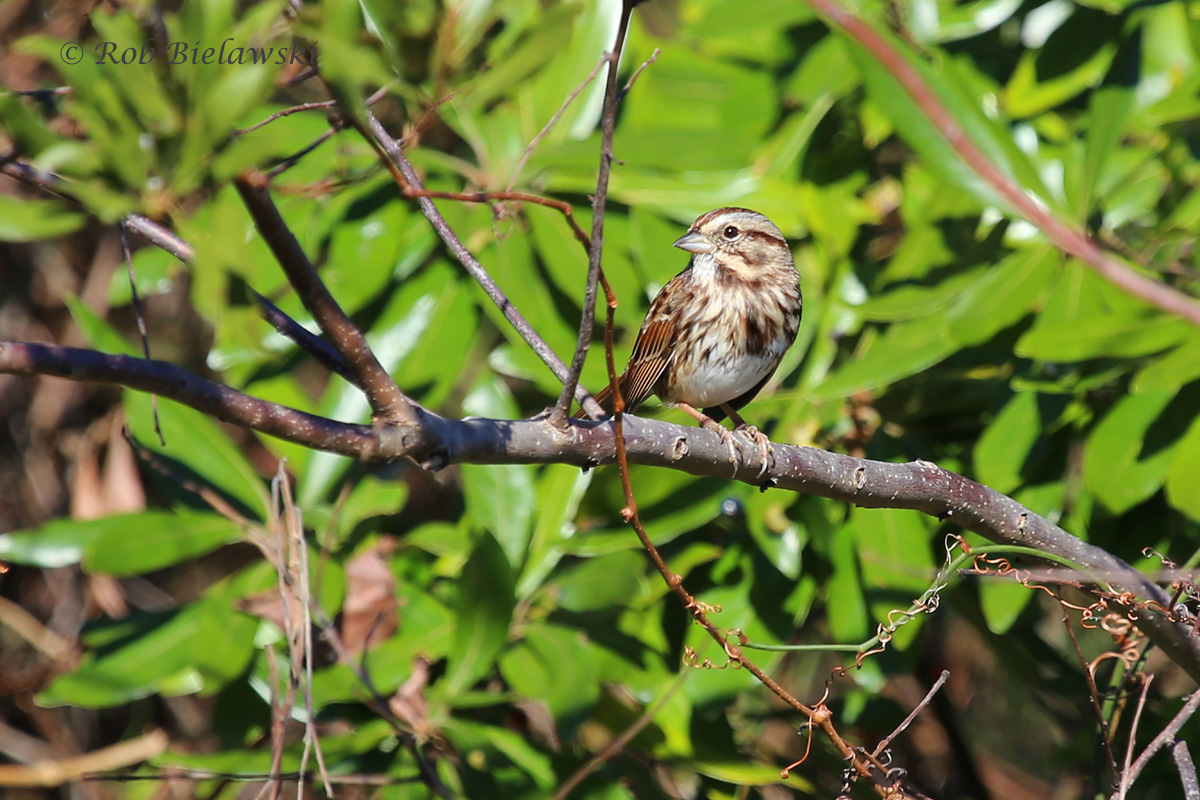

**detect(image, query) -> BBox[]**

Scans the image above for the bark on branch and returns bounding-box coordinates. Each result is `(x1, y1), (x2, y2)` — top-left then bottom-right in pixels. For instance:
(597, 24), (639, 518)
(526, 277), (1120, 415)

(3, 338), (1198, 683)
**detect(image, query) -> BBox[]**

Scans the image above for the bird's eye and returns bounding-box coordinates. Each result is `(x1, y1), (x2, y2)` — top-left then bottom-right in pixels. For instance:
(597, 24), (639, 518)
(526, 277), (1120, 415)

(723, 225), (739, 239)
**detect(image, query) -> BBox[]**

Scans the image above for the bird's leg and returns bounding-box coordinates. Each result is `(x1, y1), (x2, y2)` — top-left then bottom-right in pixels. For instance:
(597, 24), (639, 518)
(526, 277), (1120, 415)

(720, 404), (773, 481)
(677, 402), (740, 474)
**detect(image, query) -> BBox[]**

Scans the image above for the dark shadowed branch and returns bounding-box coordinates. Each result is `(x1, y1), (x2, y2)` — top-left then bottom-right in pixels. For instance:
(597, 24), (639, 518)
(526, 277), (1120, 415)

(233, 174), (419, 426)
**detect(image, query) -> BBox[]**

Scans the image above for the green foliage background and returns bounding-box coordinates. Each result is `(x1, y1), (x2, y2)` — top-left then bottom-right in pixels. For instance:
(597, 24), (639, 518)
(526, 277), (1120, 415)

(2, 0), (1200, 797)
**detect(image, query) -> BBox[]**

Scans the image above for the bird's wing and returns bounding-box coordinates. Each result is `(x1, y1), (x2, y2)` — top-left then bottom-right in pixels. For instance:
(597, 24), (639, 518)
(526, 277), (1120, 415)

(618, 307), (674, 412)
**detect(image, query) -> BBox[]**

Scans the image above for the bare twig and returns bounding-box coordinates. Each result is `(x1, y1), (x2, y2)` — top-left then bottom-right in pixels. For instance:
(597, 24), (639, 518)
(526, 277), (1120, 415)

(84, 768), (428, 786)
(1116, 675), (1154, 800)
(122, 215), (194, 263)
(802, 0), (1200, 328)
(505, 55), (609, 193)
(236, 88), (388, 136)
(252, 289), (355, 380)
(550, 670), (689, 800)
(0, 158), (194, 264)
(234, 174), (419, 426)
(1174, 740), (1200, 800)
(871, 670), (949, 760)
(1060, 595), (1120, 778)
(1113, 691), (1200, 798)
(619, 48), (660, 97)
(0, 730), (168, 787)
(550, 1), (641, 426)
(271, 466), (333, 798)
(254, 644), (286, 800)
(361, 112), (605, 419)
(118, 222), (165, 445)
(263, 127), (340, 179)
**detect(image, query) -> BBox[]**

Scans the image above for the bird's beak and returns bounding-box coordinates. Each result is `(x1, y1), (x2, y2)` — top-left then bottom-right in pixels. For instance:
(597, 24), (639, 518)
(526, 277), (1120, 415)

(672, 230), (714, 254)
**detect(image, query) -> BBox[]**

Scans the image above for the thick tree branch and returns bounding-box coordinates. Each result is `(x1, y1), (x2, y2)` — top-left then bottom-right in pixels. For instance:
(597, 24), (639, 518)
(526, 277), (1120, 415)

(233, 174), (419, 425)
(3, 339), (1198, 683)
(362, 112), (606, 420)
(0, 341), (414, 457)
(803, 0), (1200, 328)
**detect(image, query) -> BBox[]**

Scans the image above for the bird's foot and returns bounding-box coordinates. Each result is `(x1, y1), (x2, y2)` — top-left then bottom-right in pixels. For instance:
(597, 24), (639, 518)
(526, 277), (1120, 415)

(677, 402), (742, 475)
(702, 417), (742, 475)
(734, 423), (773, 481)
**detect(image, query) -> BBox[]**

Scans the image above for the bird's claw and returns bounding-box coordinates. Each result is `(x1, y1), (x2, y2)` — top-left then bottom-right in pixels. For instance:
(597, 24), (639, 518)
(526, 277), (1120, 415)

(735, 424), (773, 481)
(701, 418), (741, 475)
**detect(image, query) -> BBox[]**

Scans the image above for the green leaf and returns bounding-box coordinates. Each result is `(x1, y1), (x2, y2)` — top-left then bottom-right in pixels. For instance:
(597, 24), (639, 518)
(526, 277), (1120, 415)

(83, 512), (241, 575)
(0, 515), (117, 568)
(498, 623), (598, 722)
(687, 760), (814, 790)
(978, 574), (1034, 634)
(1073, 83), (1135, 218)
(1132, 336), (1200, 394)
(124, 392), (269, 519)
(826, 524), (869, 643)
(1017, 313), (1190, 362)
(849, 36), (1045, 214)
(975, 392), (1041, 494)
(444, 533), (516, 698)
(64, 294), (137, 355)
(40, 578), (256, 707)
(946, 246), (1058, 346)
(1085, 391), (1180, 514)
(553, 551), (645, 612)
(1005, 38), (1118, 119)
(518, 464), (593, 597)
(849, 507), (935, 594)
(816, 316), (958, 399)
(1165, 415), (1200, 523)
(0, 195), (86, 241)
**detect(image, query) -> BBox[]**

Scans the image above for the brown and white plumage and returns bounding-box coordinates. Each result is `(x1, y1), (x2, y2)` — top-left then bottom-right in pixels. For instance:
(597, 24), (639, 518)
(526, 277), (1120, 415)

(586, 208), (801, 443)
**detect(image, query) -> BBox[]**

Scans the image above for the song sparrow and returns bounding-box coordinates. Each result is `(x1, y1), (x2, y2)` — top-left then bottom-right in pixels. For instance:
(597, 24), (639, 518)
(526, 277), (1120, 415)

(582, 207), (802, 473)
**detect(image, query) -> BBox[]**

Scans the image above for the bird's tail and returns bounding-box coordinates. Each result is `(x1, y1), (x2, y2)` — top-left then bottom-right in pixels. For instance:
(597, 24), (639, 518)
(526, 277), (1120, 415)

(573, 380), (621, 418)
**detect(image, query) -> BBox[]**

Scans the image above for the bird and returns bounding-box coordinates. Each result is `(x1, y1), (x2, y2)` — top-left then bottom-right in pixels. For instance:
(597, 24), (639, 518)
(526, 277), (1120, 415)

(580, 207), (802, 474)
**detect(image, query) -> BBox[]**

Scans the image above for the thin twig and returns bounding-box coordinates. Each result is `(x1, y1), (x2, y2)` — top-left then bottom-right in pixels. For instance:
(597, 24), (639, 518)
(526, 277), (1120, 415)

(123, 215), (194, 263)
(237, 100), (339, 134)
(549, 1), (638, 426)
(1174, 740), (1200, 800)
(252, 289), (355, 380)
(505, 55), (609, 193)
(802, 0), (1200, 328)
(593, 161), (913, 797)
(255, 644), (285, 800)
(273, 466), (333, 798)
(234, 174), (419, 426)
(619, 48), (660, 98)
(236, 84), (387, 136)
(551, 669), (688, 800)
(84, 768), (427, 786)
(1116, 675), (1154, 800)
(1060, 595), (1120, 778)
(263, 126), (341, 180)
(1114, 691), (1200, 798)
(118, 221), (165, 446)
(361, 112), (605, 419)
(871, 670), (949, 759)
